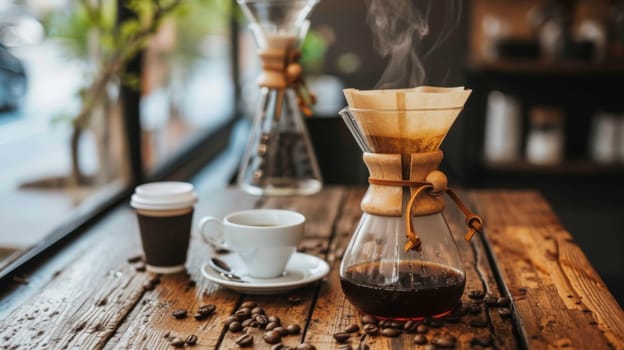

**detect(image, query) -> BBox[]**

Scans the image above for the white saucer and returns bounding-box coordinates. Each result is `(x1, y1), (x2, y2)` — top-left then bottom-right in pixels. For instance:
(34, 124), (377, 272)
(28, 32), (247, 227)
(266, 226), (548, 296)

(201, 252), (330, 295)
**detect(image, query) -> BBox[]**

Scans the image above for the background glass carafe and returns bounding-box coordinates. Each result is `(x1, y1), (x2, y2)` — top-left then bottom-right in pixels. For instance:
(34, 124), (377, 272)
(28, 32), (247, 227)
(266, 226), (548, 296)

(236, 0), (322, 196)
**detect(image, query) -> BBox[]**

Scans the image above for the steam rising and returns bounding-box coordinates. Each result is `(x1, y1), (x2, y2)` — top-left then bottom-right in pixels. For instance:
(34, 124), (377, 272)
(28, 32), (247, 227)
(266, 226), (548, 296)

(365, 0), (463, 89)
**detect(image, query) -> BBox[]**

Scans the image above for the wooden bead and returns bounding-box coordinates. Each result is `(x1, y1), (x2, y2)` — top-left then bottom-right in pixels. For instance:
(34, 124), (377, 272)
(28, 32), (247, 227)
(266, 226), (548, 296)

(426, 170), (447, 194)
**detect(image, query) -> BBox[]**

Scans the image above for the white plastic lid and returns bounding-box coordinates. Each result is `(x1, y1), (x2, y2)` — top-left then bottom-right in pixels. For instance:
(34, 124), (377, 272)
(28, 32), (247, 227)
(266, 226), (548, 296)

(130, 181), (197, 210)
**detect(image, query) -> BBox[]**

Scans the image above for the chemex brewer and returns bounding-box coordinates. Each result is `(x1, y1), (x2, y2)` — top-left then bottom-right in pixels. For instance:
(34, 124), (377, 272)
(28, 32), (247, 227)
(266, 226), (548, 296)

(338, 86), (484, 320)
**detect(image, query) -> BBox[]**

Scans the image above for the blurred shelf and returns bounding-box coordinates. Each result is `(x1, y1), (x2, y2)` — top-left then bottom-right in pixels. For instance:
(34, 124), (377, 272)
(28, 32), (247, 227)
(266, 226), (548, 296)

(467, 59), (624, 76)
(484, 160), (624, 175)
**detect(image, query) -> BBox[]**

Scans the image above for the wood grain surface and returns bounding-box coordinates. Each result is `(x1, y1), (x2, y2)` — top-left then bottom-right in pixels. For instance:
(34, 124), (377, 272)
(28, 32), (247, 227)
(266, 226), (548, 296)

(1, 187), (622, 350)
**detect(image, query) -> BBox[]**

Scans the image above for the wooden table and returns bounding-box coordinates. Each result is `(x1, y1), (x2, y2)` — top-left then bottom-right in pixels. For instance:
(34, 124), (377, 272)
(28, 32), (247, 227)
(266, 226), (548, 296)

(1, 187), (623, 349)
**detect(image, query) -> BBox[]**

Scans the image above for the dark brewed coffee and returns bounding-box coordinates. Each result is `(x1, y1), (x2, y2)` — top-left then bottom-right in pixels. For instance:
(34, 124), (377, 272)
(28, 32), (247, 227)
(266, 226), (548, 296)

(137, 210), (193, 268)
(340, 261), (465, 319)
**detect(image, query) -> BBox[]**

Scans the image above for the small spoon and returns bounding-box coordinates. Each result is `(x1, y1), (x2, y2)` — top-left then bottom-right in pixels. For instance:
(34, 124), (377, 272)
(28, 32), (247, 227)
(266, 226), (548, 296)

(209, 257), (247, 283)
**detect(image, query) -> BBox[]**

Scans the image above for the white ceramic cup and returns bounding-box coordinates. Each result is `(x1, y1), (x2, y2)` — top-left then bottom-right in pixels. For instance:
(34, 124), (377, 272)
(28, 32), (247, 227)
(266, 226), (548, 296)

(198, 209), (305, 278)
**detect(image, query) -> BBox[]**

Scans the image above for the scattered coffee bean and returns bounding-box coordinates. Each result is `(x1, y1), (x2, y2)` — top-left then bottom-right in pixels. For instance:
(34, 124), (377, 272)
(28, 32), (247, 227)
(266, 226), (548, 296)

(432, 334), (457, 348)
(185, 334), (198, 346)
(163, 331), (171, 339)
(252, 307), (265, 315)
(172, 309), (187, 319)
(194, 304), (216, 320)
(360, 315), (377, 325)
(381, 328), (400, 337)
(127, 255), (143, 263)
(170, 337), (185, 348)
(498, 307), (513, 318)
(186, 279), (196, 288)
(390, 321), (404, 329)
(272, 344), (290, 350)
(429, 319), (444, 328)
(469, 290), (485, 300)
(333, 332), (350, 343)
(143, 281), (156, 291)
(414, 334), (428, 345)
(286, 324), (301, 334)
(269, 315), (281, 324)
(337, 344), (352, 350)
(266, 322), (280, 331)
(379, 320), (391, 328)
(149, 275), (161, 285)
(235, 334), (253, 347)
(255, 314), (269, 327)
(496, 297), (511, 307)
(229, 321), (243, 332)
(403, 320), (417, 333)
(235, 308), (252, 319)
(483, 295), (498, 306)
(273, 327), (289, 337)
(241, 318), (256, 328)
(416, 324), (429, 334)
(225, 316), (240, 326)
(241, 301), (257, 309)
(471, 335), (493, 347)
(470, 318), (489, 328)
(264, 331), (282, 344)
(287, 296), (301, 304)
(363, 324), (378, 335)
(295, 343), (316, 350)
(344, 324), (359, 333)
(135, 263), (146, 272)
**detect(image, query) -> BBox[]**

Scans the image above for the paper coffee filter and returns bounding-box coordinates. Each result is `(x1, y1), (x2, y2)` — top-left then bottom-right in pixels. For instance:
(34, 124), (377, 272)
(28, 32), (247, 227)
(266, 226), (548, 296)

(343, 86), (470, 110)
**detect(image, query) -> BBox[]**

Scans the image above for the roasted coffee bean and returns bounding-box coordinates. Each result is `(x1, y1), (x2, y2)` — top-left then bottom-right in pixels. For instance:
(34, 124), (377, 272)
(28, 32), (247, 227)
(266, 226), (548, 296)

(498, 307), (513, 318)
(414, 334), (428, 345)
(241, 301), (257, 309)
(255, 314), (269, 327)
(333, 332), (350, 343)
(170, 337), (185, 348)
(286, 324), (301, 334)
(273, 327), (289, 337)
(163, 331), (171, 339)
(186, 279), (196, 288)
(344, 324), (359, 333)
(429, 319), (444, 328)
(469, 290), (485, 300)
(134, 263), (146, 272)
(483, 295), (498, 306)
(432, 334), (457, 348)
(185, 334), (198, 346)
(470, 318), (489, 328)
(363, 323), (378, 335)
(194, 312), (207, 321)
(360, 315), (377, 325)
(470, 335), (493, 347)
(403, 320), (417, 332)
(272, 345), (291, 350)
(235, 334), (253, 347)
(381, 328), (400, 337)
(390, 321), (404, 329)
(264, 331), (282, 344)
(229, 321), (243, 332)
(225, 315), (240, 327)
(295, 343), (316, 350)
(268, 315), (281, 324)
(235, 308), (252, 319)
(127, 255), (143, 263)
(416, 324), (429, 334)
(149, 275), (161, 285)
(378, 320), (391, 328)
(143, 282), (156, 291)
(266, 321), (280, 331)
(287, 296), (301, 304)
(172, 309), (187, 319)
(198, 304), (216, 314)
(241, 318), (256, 328)
(252, 307), (265, 315)
(496, 297), (511, 307)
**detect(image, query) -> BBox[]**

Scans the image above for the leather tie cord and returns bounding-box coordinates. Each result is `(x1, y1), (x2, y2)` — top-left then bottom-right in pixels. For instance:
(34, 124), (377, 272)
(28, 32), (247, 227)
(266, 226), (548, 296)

(368, 177), (484, 252)
(258, 48), (316, 118)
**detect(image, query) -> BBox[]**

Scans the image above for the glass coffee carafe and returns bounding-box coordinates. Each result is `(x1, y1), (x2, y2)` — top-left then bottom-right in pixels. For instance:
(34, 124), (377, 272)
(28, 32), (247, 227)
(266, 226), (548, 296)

(338, 87), (482, 320)
(236, 0), (322, 196)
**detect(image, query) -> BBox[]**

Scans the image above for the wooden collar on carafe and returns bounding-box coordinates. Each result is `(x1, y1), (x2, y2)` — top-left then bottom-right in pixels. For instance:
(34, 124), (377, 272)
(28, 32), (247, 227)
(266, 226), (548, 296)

(363, 150), (484, 252)
(257, 47), (316, 117)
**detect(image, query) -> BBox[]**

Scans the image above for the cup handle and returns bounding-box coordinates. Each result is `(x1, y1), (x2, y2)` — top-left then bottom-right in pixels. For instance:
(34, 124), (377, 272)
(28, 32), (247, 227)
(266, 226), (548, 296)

(198, 216), (225, 247)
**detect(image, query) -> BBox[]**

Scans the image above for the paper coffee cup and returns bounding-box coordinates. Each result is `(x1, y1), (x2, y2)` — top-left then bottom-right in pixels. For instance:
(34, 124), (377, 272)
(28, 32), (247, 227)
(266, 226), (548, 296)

(130, 182), (197, 274)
